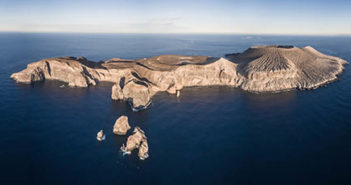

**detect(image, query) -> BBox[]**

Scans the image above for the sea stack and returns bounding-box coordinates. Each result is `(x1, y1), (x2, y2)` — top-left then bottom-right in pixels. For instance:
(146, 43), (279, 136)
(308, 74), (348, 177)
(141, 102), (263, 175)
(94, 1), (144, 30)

(121, 127), (149, 160)
(113, 115), (131, 135)
(11, 46), (347, 110)
(96, 130), (105, 141)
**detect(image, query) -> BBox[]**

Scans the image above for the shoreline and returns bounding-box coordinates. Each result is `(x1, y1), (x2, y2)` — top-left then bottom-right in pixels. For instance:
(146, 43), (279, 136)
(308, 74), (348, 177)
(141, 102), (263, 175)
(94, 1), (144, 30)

(11, 45), (347, 110)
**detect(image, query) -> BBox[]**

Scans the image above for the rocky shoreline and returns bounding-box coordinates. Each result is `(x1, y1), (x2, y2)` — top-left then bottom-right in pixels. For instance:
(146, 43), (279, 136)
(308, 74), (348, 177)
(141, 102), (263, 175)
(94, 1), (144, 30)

(11, 45), (347, 110)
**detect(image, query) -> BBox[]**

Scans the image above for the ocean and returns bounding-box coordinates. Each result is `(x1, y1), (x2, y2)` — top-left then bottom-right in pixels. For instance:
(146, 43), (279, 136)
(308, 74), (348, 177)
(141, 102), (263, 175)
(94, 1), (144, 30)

(1, 33), (351, 185)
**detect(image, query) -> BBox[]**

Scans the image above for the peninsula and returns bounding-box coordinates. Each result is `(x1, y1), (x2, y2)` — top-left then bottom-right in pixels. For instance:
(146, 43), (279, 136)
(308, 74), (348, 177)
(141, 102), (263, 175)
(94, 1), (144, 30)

(11, 45), (347, 110)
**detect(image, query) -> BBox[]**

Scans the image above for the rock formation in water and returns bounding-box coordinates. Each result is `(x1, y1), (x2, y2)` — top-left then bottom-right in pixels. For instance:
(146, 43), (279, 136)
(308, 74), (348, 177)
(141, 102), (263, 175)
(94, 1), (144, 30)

(125, 127), (147, 152)
(11, 46), (347, 110)
(112, 79), (153, 111)
(96, 129), (105, 141)
(176, 90), (180, 98)
(121, 127), (149, 160)
(138, 140), (149, 160)
(113, 115), (131, 135)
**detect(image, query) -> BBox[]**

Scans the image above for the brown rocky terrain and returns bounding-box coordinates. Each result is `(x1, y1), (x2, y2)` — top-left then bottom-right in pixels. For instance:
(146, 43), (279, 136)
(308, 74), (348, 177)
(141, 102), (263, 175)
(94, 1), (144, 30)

(11, 46), (347, 110)
(113, 115), (131, 135)
(121, 127), (149, 160)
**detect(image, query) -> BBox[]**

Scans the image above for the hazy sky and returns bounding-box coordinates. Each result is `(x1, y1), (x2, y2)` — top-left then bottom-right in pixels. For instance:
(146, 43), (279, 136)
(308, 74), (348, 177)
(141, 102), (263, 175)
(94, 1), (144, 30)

(1, 0), (350, 35)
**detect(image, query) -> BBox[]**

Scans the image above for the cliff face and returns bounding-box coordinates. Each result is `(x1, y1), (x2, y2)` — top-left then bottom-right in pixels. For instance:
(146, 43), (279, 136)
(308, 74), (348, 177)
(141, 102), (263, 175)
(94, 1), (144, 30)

(10, 56), (133, 87)
(11, 46), (347, 110)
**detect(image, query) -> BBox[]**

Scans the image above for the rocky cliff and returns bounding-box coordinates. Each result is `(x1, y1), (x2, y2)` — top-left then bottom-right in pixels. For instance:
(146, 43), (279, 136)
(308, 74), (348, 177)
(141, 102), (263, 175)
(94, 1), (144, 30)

(113, 115), (131, 135)
(11, 46), (347, 110)
(121, 127), (149, 160)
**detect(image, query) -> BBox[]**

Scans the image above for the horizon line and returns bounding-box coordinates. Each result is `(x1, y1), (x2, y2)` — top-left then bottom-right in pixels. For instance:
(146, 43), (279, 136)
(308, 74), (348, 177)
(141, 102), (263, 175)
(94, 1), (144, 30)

(1, 31), (351, 37)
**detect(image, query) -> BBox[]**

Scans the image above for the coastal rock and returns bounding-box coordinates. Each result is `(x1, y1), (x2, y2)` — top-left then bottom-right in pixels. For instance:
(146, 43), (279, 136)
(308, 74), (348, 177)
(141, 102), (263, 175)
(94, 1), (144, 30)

(111, 82), (124, 100)
(11, 46), (347, 109)
(96, 130), (105, 141)
(121, 127), (148, 160)
(138, 140), (149, 160)
(10, 57), (98, 87)
(111, 77), (154, 110)
(125, 127), (147, 152)
(113, 115), (131, 135)
(122, 80), (153, 111)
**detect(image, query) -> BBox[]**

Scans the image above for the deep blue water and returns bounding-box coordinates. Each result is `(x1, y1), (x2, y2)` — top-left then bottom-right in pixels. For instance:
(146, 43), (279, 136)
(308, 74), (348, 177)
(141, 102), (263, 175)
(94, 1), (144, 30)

(1, 33), (351, 185)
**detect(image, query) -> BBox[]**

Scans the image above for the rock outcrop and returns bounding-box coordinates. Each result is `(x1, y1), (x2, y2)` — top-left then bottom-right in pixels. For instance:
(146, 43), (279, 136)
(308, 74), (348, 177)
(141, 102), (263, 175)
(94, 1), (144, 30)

(96, 130), (105, 141)
(113, 115), (131, 135)
(112, 79), (154, 111)
(138, 140), (149, 160)
(121, 127), (149, 160)
(125, 127), (147, 152)
(11, 46), (347, 110)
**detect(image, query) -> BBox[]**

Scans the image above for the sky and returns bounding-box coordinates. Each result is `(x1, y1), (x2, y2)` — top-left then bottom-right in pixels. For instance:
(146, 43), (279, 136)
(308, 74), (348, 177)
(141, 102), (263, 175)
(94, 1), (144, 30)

(0, 0), (350, 35)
